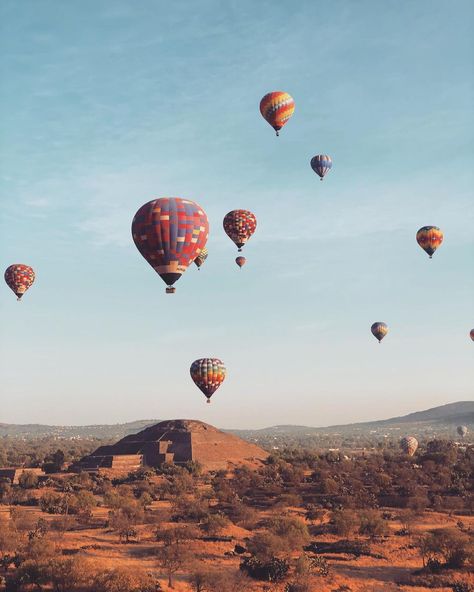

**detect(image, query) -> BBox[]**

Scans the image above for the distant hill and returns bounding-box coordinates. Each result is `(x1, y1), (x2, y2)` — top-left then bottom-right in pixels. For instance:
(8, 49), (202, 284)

(230, 401), (474, 439)
(0, 401), (472, 441)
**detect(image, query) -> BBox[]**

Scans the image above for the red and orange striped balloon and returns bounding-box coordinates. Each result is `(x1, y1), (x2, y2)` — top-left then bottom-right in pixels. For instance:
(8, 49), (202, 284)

(259, 91), (295, 136)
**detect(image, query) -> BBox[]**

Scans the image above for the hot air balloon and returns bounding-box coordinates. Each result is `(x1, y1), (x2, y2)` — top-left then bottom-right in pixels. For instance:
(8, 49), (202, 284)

(131, 198), (209, 293)
(194, 247), (208, 270)
(371, 322), (388, 343)
(457, 425), (468, 438)
(310, 154), (333, 181)
(400, 436), (418, 456)
(4, 264), (35, 301)
(470, 329), (474, 341)
(223, 210), (257, 252)
(235, 256), (246, 269)
(190, 358), (226, 403)
(259, 91), (295, 136)
(416, 226), (443, 259)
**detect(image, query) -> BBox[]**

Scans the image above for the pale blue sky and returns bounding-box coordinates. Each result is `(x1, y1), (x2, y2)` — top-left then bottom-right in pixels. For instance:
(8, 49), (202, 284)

(0, 0), (473, 428)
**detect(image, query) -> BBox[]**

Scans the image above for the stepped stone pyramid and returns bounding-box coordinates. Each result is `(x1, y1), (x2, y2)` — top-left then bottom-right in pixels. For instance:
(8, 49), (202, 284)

(74, 419), (268, 473)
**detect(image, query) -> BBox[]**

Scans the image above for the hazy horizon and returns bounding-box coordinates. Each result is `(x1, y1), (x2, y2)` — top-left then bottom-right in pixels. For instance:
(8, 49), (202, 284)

(1, 1), (473, 429)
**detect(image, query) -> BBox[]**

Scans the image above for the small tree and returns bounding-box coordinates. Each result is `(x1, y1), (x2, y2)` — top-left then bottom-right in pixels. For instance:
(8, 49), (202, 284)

(18, 471), (39, 490)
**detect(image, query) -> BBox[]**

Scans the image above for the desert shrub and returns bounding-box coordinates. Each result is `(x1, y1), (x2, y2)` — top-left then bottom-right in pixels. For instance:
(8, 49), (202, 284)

(267, 516), (310, 551)
(39, 491), (67, 514)
(247, 532), (285, 561)
(452, 583), (473, 592)
(358, 510), (389, 538)
(331, 509), (359, 537)
(200, 512), (229, 535)
(285, 581), (311, 592)
(92, 566), (160, 592)
(305, 504), (324, 522)
(226, 500), (259, 529)
(171, 494), (209, 522)
(18, 471), (39, 489)
(418, 528), (473, 569)
(240, 555), (289, 582)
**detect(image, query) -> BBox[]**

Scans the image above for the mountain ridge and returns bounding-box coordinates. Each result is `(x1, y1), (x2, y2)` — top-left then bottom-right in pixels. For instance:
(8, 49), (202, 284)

(0, 401), (472, 439)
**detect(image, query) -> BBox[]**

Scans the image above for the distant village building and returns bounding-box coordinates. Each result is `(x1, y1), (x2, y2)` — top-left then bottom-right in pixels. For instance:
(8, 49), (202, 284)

(73, 419), (268, 474)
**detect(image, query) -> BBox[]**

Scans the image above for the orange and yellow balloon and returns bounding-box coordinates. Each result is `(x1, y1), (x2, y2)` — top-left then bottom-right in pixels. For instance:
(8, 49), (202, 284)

(259, 91), (295, 136)
(416, 226), (443, 259)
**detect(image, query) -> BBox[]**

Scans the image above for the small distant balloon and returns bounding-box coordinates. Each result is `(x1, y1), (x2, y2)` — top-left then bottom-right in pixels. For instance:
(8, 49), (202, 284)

(259, 91), (295, 136)
(310, 154), (333, 181)
(371, 322), (388, 343)
(131, 197), (209, 293)
(190, 358), (226, 403)
(400, 436), (418, 456)
(457, 425), (468, 438)
(4, 264), (35, 301)
(470, 329), (474, 342)
(235, 256), (246, 269)
(223, 210), (257, 252)
(194, 247), (208, 270)
(416, 226), (443, 259)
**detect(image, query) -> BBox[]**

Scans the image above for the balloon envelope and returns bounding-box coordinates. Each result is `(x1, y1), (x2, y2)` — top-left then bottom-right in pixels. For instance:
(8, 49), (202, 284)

(190, 358), (226, 402)
(259, 91), (295, 136)
(400, 436), (418, 456)
(416, 226), (443, 258)
(310, 154), (333, 180)
(223, 210), (257, 251)
(194, 247), (208, 269)
(4, 264), (35, 300)
(132, 198), (209, 291)
(371, 322), (388, 342)
(235, 256), (246, 268)
(470, 329), (474, 342)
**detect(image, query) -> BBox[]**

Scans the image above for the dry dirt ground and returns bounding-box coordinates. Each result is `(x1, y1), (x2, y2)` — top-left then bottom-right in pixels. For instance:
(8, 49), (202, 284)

(1, 502), (473, 592)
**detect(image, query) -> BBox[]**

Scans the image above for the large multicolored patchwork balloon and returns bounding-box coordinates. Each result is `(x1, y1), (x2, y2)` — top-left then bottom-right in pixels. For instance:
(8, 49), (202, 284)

(4, 264), (35, 300)
(132, 198), (209, 293)
(400, 436), (418, 456)
(190, 358), (226, 403)
(259, 91), (295, 136)
(223, 210), (257, 252)
(194, 247), (208, 270)
(371, 322), (388, 343)
(416, 226), (443, 259)
(310, 154), (333, 181)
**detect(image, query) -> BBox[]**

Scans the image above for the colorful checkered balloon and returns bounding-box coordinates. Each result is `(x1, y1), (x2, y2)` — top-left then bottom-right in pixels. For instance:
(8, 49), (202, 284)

(132, 198), (209, 293)
(400, 436), (418, 456)
(190, 358), (226, 403)
(4, 264), (35, 300)
(260, 91), (295, 136)
(223, 210), (257, 252)
(194, 247), (208, 269)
